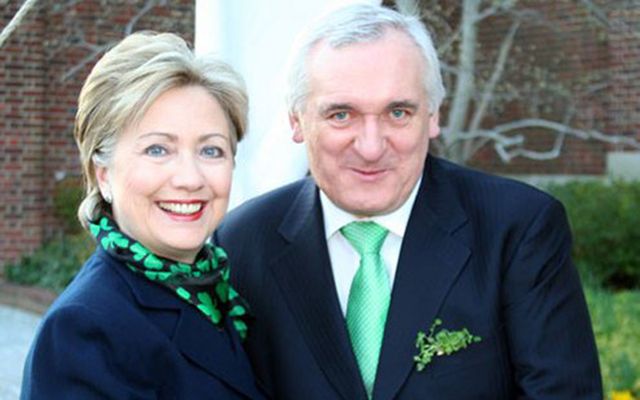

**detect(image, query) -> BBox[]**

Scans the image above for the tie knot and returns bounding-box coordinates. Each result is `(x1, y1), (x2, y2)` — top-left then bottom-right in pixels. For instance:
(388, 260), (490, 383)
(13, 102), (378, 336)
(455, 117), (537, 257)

(340, 221), (389, 256)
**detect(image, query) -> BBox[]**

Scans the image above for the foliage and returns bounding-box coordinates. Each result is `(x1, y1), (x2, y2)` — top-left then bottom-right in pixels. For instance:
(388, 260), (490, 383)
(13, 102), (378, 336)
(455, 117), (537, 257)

(5, 233), (94, 293)
(586, 286), (640, 398)
(53, 176), (84, 234)
(414, 318), (482, 371)
(547, 180), (640, 290)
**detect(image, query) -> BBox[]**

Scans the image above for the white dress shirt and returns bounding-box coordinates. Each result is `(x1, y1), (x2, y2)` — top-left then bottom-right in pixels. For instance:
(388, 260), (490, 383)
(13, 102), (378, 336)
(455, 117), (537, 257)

(320, 180), (422, 315)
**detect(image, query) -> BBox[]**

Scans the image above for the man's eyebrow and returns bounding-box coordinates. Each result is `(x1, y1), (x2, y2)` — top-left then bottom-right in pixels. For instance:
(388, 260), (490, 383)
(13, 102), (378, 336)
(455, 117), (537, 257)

(387, 100), (419, 111)
(319, 103), (355, 115)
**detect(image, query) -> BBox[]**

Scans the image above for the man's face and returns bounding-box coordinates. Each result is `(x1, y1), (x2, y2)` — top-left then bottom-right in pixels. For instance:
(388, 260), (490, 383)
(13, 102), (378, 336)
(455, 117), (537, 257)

(290, 29), (440, 217)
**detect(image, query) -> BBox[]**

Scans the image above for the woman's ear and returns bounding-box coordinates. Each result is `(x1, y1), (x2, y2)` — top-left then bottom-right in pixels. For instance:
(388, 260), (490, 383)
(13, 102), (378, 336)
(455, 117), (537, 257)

(95, 164), (112, 203)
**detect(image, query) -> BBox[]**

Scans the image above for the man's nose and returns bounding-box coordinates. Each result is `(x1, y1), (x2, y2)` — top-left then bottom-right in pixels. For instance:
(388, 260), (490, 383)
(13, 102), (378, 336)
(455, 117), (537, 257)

(353, 114), (386, 161)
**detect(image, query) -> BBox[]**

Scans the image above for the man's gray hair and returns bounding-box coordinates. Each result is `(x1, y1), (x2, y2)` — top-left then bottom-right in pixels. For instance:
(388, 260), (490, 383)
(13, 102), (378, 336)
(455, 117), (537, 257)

(285, 3), (445, 114)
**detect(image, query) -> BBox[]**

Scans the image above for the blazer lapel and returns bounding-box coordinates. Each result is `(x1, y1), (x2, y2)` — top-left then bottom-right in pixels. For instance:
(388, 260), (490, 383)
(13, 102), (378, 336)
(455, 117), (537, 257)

(114, 260), (261, 399)
(173, 306), (263, 399)
(268, 179), (368, 400)
(374, 157), (471, 400)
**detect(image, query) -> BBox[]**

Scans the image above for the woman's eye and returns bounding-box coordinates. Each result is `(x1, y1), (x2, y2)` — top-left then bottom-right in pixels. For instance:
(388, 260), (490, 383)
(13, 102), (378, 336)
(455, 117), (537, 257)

(201, 146), (224, 158)
(144, 144), (168, 157)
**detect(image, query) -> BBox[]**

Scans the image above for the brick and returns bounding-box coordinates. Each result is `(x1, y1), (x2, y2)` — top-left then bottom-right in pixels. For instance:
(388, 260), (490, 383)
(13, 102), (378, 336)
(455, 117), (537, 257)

(0, 0), (195, 268)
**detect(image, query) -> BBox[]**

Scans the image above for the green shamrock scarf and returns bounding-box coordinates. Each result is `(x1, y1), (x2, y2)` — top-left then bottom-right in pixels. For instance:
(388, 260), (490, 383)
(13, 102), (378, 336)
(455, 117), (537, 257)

(89, 214), (249, 340)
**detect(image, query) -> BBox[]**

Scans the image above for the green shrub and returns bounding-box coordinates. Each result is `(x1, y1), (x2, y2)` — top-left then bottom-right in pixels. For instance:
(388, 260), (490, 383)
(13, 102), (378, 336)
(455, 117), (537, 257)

(5, 233), (95, 293)
(53, 176), (84, 234)
(547, 180), (640, 289)
(586, 286), (640, 396)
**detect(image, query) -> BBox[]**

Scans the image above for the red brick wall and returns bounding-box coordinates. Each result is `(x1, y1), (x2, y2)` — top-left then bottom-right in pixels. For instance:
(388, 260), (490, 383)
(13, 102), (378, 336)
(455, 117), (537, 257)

(423, 1), (639, 174)
(608, 6), (640, 141)
(1, 0), (194, 270)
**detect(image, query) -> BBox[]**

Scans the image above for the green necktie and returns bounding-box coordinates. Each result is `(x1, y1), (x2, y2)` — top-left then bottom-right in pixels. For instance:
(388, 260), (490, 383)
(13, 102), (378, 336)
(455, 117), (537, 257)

(341, 221), (390, 398)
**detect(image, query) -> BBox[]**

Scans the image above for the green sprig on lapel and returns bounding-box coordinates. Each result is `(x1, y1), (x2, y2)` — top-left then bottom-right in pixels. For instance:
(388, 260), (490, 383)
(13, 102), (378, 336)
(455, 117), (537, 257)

(414, 318), (482, 371)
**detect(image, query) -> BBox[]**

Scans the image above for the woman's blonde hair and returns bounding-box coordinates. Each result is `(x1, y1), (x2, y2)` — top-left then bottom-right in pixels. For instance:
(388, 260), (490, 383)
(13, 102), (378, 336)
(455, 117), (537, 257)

(75, 31), (248, 230)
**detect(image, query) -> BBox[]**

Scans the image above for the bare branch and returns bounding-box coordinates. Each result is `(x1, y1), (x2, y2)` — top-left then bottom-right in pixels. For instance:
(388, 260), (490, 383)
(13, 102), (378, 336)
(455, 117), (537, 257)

(125, 0), (167, 35)
(580, 0), (640, 39)
(60, 41), (114, 82)
(467, 18), (520, 143)
(476, 6), (499, 22)
(437, 27), (462, 57)
(0, 0), (39, 49)
(58, 0), (165, 82)
(447, 118), (640, 162)
(50, 0), (81, 14)
(579, 0), (610, 27)
(476, 0), (521, 22)
(495, 132), (567, 162)
(445, 0), (480, 154)
(394, 0), (421, 17)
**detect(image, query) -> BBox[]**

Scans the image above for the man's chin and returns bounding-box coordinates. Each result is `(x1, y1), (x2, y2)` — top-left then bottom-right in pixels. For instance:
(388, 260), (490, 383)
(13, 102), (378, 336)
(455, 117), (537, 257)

(339, 199), (402, 218)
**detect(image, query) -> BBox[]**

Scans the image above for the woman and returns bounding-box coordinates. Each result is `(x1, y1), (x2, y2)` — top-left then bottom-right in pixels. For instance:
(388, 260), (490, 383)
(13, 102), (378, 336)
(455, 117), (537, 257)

(21, 32), (265, 399)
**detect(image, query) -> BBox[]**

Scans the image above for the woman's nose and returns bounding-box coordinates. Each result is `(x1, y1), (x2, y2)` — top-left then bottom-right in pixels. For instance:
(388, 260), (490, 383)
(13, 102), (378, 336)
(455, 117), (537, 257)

(171, 154), (205, 191)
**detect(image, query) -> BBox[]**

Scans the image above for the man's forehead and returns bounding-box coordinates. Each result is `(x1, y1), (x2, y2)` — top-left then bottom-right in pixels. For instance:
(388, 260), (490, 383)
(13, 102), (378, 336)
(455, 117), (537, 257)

(316, 99), (420, 114)
(305, 30), (424, 77)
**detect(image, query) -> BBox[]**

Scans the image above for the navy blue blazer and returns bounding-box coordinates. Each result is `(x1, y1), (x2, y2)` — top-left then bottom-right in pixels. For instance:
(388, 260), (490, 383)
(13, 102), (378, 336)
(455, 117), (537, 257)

(21, 247), (265, 399)
(215, 156), (602, 399)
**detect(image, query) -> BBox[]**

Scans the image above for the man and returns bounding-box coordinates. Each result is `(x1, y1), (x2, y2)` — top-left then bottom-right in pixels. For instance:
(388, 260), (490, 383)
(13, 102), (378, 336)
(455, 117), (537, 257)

(215, 4), (602, 399)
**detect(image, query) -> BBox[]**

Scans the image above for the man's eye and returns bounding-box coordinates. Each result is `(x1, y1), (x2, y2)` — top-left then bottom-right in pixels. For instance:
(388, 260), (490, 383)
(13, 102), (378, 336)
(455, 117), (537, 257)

(390, 109), (408, 119)
(330, 111), (350, 122)
(144, 144), (168, 157)
(201, 146), (224, 158)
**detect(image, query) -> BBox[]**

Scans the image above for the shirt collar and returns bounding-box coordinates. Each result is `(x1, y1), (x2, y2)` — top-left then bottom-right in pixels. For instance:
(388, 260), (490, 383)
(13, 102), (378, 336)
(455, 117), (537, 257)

(320, 177), (422, 240)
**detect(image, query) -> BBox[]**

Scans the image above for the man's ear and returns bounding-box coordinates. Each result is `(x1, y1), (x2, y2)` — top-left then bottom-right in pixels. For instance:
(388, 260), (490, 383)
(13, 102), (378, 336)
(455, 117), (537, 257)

(289, 112), (304, 143)
(427, 111), (440, 139)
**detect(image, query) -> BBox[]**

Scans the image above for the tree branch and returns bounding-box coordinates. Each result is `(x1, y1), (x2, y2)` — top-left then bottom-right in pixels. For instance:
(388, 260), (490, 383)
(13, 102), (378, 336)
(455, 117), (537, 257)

(445, 0), (480, 158)
(0, 0), (39, 49)
(58, 0), (165, 82)
(579, 0), (640, 39)
(125, 0), (167, 35)
(465, 18), (521, 160)
(60, 41), (114, 82)
(446, 118), (640, 162)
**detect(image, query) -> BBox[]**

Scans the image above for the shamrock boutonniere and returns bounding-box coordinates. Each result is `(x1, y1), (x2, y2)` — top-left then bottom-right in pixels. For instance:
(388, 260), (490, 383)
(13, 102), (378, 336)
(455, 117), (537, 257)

(414, 318), (482, 371)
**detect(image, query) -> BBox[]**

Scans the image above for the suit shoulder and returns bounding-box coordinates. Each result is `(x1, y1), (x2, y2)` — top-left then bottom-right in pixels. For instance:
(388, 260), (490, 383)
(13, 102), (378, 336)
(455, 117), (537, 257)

(219, 178), (310, 232)
(434, 157), (558, 209)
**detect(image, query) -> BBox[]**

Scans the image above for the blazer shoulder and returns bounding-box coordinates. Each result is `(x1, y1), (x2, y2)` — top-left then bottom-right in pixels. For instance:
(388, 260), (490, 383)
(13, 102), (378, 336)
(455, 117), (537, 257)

(48, 251), (134, 316)
(23, 252), (183, 398)
(44, 250), (177, 340)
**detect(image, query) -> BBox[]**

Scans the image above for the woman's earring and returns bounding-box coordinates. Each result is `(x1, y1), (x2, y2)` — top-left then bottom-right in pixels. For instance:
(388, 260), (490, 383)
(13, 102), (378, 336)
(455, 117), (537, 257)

(103, 190), (112, 204)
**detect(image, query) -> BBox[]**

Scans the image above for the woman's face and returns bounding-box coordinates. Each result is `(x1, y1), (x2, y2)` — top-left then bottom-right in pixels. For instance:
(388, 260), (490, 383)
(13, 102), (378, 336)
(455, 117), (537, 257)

(96, 85), (234, 263)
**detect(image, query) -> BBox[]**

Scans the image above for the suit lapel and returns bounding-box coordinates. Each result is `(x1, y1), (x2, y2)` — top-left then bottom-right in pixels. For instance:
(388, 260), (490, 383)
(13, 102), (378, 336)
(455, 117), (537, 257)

(269, 179), (368, 400)
(113, 259), (261, 399)
(374, 157), (471, 400)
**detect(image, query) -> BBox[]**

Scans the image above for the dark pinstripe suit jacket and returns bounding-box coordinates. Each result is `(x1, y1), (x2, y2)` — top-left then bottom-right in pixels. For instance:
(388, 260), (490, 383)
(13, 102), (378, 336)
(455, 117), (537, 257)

(215, 155), (602, 399)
